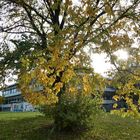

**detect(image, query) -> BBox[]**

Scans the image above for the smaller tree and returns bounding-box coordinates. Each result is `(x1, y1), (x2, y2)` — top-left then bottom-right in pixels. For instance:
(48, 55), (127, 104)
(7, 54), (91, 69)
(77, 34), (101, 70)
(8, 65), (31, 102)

(108, 51), (140, 117)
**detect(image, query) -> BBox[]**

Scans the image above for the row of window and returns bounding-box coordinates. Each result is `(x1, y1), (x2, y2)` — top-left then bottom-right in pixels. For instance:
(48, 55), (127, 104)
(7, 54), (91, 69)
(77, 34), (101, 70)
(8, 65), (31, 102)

(3, 88), (21, 96)
(5, 96), (24, 104)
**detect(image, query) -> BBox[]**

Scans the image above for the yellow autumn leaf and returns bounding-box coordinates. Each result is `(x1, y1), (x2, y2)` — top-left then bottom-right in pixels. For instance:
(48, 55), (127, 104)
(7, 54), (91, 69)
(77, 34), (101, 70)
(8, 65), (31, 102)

(113, 95), (119, 101)
(69, 87), (76, 93)
(113, 103), (118, 108)
(54, 82), (63, 94)
(105, 3), (114, 16)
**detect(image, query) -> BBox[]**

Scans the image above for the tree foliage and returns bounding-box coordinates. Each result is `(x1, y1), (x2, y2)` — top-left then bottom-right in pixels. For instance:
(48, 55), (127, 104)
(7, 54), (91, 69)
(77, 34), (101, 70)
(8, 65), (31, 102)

(0, 0), (140, 114)
(107, 49), (140, 117)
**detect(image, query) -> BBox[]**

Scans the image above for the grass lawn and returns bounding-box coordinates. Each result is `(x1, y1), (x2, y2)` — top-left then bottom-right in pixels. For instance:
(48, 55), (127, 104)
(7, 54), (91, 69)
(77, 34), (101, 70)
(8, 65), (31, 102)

(0, 111), (140, 140)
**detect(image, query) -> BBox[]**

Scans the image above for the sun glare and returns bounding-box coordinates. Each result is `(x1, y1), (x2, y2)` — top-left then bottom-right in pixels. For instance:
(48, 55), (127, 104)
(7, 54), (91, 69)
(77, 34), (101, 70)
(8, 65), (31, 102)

(91, 53), (114, 76)
(114, 50), (129, 60)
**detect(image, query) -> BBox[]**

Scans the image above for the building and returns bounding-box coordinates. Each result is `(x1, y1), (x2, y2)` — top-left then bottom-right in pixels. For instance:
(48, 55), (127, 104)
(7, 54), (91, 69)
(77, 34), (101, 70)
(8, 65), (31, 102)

(0, 84), (34, 112)
(102, 86), (131, 112)
(102, 86), (116, 112)
(0, 83), (129, 112)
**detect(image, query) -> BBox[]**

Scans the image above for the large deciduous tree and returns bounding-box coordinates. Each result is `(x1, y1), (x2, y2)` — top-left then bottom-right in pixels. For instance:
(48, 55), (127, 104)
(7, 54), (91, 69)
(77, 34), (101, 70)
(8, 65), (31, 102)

(0, 0), (140, 113)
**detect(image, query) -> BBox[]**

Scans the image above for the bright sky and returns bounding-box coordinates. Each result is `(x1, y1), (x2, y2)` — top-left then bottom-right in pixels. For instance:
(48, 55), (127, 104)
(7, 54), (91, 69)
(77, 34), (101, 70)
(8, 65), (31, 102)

(91, 50), (129, 76)
(91, 53), (113, 76)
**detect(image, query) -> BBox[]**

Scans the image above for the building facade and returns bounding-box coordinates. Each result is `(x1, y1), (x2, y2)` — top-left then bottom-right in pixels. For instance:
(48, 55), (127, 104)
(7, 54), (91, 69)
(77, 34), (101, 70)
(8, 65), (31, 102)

(0, 84), (130, 112)
(0, 84), (34, 112)
(102, 86), (116, 112)
(102, 86), (129, 112)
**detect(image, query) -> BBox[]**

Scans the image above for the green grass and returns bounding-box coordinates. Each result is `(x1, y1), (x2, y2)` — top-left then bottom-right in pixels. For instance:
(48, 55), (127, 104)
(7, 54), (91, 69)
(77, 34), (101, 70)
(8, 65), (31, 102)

(0, 112), (42, 120)
(0, 111), (140, 140)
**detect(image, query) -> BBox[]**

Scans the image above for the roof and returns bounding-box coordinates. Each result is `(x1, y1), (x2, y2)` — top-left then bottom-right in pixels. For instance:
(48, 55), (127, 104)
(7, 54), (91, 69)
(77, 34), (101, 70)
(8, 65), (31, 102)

(0, 83), (18, 91)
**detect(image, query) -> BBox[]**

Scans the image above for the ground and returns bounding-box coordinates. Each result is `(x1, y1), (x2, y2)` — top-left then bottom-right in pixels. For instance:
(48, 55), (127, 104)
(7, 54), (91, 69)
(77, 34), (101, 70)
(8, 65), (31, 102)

(0, 111), (140, 140)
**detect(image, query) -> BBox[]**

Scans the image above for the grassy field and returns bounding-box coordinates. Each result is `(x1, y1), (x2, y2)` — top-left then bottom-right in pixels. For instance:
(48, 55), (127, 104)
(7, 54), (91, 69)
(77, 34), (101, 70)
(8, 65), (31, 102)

(0, 111), (140, 140)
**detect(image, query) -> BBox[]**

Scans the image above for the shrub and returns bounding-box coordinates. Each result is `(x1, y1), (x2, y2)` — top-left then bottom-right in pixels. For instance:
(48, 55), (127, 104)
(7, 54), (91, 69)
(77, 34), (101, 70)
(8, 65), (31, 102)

(40, 93), (100, 132)
(38, 104), (55, 118)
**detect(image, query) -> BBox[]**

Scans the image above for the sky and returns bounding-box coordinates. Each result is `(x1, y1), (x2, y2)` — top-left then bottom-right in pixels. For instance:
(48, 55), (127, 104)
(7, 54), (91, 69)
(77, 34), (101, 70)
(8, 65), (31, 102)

(91, 50), (129, 76)
(91, 53), (113, 76)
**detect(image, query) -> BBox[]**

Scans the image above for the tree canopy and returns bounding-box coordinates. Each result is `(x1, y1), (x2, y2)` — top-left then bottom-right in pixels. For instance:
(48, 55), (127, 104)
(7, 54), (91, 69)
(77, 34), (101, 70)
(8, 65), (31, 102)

(0, 0), (140, 113)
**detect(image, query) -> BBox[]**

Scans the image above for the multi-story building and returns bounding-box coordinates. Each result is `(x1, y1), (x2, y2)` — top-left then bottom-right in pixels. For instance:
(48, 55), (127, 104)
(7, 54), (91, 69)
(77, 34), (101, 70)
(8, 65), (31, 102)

(102, 86), (116, 112)
(102, 86), (136, 112)
(0, 83), (129, 112)
(0, 84), (34, 112)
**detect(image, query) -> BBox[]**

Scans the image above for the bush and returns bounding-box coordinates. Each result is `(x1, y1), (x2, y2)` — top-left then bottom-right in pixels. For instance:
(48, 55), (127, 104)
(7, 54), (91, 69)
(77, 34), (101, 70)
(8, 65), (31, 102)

(38, 104), (55, 118)
(40, 93), (100, 132)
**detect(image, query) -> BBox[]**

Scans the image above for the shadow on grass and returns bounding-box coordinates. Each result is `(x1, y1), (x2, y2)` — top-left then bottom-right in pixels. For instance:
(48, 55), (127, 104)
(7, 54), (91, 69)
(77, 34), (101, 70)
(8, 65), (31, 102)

(1, 112), (136, 140)
(0, 116), (101, 140)
(22, 121), (88, 140)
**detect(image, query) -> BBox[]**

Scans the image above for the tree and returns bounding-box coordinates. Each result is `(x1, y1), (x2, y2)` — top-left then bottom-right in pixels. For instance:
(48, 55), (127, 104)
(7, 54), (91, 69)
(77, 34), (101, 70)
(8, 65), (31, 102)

(0, 0), (140, 114)
(106, 47), (140, 117)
